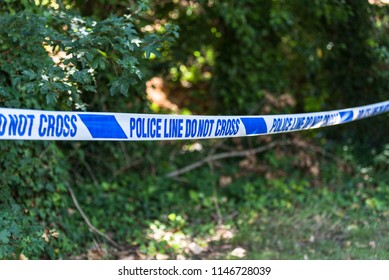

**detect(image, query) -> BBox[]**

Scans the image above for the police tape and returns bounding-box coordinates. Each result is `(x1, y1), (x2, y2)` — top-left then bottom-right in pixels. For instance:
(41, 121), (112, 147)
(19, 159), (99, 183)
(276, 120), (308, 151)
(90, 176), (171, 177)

(0, 100), (388, 141)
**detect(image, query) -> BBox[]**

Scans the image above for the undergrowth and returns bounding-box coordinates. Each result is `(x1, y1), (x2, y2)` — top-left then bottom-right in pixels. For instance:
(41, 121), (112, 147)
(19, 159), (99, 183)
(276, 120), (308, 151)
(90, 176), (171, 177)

(3, 133), (388, 260)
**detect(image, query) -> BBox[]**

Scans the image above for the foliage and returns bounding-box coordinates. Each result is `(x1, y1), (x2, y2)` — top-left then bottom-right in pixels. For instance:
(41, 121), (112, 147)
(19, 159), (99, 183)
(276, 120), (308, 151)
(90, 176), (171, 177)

(0, 0), (388, 260)
(0, 0), (176, 258)
(152, 0), (389, 151)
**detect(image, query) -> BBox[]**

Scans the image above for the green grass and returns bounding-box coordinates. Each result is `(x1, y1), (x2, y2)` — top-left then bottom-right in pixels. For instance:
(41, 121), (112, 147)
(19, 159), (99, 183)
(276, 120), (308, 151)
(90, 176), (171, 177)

(231, 202), (389, 260)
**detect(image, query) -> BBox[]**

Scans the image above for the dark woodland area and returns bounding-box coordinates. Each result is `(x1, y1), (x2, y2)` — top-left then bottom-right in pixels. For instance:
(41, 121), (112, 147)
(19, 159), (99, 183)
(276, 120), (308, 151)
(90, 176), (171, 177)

(0, 0), (388, 259)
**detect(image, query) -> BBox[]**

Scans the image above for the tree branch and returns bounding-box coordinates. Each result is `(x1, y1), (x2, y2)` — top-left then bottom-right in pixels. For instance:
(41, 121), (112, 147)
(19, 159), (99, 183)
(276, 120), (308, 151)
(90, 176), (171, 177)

(67, 184), (120, 249)
(165, 140), (287, 178)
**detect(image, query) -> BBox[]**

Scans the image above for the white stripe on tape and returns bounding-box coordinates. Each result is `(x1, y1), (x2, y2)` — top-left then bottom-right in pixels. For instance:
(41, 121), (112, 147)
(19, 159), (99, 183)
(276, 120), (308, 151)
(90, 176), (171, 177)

(0, 100), (388, 141)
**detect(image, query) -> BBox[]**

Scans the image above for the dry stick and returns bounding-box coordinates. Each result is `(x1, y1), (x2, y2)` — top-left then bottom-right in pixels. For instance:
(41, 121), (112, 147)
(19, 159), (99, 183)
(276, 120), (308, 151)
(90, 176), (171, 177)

(208, 162), (223, 226)
(67, 184), (120, 249)
(165, 140), (287, 178)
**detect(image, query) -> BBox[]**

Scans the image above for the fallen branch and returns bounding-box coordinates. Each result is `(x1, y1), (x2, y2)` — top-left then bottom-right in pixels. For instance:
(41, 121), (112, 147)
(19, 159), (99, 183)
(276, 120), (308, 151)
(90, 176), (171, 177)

(165, 140), (287, 178)
(67, 184), (120, 249)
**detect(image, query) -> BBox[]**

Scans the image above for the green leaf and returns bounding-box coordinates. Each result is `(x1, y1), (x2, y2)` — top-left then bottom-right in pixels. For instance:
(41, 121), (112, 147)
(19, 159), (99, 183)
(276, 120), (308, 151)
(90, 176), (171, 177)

(120, 80), (130, 96)
(0, 230), (11, 244)
(22, 69), (36, 80)
(110, 81), (120, 96)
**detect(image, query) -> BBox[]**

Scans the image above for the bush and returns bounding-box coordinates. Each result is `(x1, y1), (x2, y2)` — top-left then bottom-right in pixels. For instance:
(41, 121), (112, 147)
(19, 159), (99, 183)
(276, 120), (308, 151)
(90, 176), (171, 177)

(0, 0), (177, 258)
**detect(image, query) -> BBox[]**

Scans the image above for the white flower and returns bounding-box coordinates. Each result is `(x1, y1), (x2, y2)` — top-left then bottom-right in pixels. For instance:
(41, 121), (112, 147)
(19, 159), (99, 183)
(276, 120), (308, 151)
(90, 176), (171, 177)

(131, 38), (143, 47)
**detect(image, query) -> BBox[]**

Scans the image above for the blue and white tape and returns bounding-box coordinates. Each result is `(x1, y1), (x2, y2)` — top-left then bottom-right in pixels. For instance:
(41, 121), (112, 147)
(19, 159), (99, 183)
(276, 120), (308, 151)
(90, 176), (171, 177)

(0, 100), (388, 141)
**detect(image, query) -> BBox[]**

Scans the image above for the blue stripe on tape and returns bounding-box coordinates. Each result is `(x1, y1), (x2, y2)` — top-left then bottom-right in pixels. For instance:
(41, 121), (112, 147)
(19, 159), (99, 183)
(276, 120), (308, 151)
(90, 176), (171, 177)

(78, 114), (127, 139)
(240, 117), (267, 135)
(339, 111), (354, 123)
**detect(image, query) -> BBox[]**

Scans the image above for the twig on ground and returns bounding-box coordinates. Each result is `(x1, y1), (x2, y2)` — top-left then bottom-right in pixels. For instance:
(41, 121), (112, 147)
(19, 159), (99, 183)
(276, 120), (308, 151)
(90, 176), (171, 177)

(165, 140), (287, 178)
(67, 184), (120, 249)
(207, 162), (223, 226)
